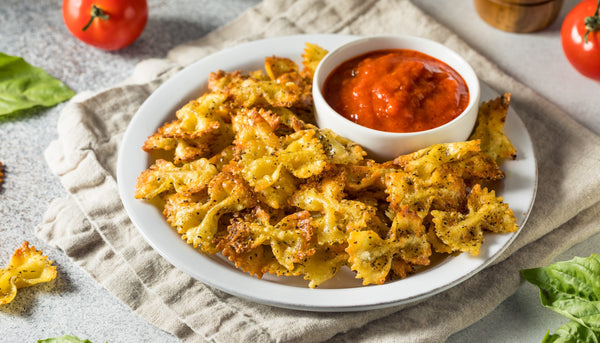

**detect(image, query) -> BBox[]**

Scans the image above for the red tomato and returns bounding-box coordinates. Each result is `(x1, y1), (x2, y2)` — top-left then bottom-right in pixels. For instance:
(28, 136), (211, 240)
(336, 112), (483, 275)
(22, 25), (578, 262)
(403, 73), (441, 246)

(63, 0), (148, 51)
(561, 0), (600, 81)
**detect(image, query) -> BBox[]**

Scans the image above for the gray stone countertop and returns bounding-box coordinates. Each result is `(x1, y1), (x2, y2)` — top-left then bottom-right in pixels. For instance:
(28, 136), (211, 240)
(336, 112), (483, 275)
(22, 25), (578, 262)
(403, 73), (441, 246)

(1, 0), (599, 342)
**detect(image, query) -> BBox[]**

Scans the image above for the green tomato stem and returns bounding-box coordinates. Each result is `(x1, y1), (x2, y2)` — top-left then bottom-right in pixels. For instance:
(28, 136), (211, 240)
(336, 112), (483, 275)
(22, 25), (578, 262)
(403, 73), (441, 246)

(81, 4), (110, 32)
(584, 0), (600, 43)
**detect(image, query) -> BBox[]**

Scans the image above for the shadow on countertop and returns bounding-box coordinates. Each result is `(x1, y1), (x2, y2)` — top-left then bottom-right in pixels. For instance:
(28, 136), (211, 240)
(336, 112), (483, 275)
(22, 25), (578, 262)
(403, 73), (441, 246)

(117, 17), (218, 60)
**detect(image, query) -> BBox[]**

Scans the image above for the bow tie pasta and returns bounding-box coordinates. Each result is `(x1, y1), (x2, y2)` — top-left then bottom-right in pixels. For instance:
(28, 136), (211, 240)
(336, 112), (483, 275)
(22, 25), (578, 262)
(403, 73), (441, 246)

(135, 43), (518, 288)
(0, 242), (57, 304)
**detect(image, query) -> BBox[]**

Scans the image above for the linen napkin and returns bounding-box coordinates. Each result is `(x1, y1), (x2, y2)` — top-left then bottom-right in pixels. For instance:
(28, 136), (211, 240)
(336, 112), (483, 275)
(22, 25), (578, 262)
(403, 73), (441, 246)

(36, 0), (600, 342)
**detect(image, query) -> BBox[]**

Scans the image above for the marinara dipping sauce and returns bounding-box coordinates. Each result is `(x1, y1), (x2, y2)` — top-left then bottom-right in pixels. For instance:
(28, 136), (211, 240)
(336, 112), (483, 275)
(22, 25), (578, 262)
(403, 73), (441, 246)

(323, 49), (469, 133)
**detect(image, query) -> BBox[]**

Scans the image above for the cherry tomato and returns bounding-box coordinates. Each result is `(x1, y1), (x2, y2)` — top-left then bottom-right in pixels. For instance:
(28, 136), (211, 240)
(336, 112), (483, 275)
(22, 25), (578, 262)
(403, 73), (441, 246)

(561, 0), (600, 81)
(63, 0), (148, 51)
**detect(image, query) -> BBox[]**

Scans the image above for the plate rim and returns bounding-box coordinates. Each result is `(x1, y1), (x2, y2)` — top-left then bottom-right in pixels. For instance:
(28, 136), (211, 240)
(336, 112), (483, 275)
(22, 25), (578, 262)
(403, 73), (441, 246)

(117, 33), (538, 312)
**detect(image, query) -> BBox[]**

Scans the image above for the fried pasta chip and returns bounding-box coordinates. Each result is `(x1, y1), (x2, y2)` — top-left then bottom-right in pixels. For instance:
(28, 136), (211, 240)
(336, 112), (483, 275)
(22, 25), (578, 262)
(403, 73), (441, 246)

(431, 185), (518, 256)
(394, 140), (504, 186)
(469, 93), (517, 164)
(209, 69), (303, 108)
(280, 129), (328, 178)
(385, 167), (467, 219)
(346, 209), (430, 285)
(386, 141), (499, 220)
(0, 161), (3, 185)
(265, 56), (299, 81)
(431, 210), (483, 256)
(142, 93), (233, 161)
(233, 109), (283, 191)
(270, 107), (312, 132)
(169, 93), (228, 138)
(301, 43), (328, 78)
(343, 160), (398, 193)
(394, 140), (481, 171)
(316, 128), (366, 165)
(233, 110), (325, 208)
(219, 208), (315, 271)
(0, 242), (57, 305)
(290, 172), (348, 244)
(255, 169), (298, 209)
(134, 158), (218, 200)
(134, 43), (520, 288)
(276, 244), (348, 288)
(468, 184), (518, 234)
(164, 172), (256, 253)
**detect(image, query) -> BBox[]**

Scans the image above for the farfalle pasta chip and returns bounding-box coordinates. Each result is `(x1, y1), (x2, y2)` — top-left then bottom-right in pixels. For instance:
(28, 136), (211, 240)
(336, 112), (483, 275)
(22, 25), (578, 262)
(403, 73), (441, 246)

(135, 158), (218, 199)
(301, 43), (328, 78)
(431, 185), (518, 256)
(469, 93), (517, 164)
(347, 208), (430, 285)
(0, 242), (57, 304)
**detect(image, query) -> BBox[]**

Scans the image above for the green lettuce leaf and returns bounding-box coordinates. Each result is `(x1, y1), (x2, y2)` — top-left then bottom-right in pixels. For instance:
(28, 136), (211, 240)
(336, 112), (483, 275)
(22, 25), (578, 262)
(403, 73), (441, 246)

(37, 335), (93, 343)
(542, 320), (600, 343)
(522, 254), (600, 335)
(0, 52), (75, 117)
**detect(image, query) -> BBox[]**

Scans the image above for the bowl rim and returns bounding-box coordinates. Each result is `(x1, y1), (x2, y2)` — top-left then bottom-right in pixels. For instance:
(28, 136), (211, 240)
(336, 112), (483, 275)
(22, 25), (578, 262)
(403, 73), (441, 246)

(312, 34), (481, 138)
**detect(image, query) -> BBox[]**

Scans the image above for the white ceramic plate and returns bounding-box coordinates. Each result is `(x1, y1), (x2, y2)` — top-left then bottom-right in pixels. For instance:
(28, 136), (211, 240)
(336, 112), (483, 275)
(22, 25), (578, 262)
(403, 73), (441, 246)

(117, 34), (537, 312)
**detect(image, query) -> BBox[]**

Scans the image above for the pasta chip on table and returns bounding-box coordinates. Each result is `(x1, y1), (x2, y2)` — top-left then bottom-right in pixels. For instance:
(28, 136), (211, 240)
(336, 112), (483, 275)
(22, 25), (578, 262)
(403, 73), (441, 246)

(0, 242), (57, 305)
(134, 43), (520, 287)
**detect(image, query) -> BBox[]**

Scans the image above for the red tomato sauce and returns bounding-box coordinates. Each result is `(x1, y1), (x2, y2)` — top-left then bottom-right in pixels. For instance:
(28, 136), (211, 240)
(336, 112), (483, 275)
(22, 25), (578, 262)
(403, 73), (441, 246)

(323, 49), (469, 133)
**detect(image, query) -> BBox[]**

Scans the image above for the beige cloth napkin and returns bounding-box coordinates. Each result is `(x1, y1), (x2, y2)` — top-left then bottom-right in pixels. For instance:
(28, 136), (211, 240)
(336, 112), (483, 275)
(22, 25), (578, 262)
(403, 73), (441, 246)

(36, 0), (600, 342)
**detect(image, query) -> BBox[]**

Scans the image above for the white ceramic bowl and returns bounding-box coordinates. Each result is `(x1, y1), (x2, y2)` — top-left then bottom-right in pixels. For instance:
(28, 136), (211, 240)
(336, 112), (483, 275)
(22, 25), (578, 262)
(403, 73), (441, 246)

(313, 35), (480, 161)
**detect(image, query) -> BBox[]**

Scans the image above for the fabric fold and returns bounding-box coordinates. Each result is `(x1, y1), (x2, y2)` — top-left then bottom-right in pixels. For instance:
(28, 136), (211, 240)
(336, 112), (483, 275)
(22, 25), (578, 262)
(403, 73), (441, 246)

(36, 0), (600, 342)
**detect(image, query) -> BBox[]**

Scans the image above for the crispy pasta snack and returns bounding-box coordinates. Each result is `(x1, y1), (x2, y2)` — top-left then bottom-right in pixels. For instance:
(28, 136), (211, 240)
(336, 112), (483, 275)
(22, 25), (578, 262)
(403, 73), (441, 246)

(469, 93), (517, 164)
(0, 242), (57, 304)
(135, 43), (519, 287)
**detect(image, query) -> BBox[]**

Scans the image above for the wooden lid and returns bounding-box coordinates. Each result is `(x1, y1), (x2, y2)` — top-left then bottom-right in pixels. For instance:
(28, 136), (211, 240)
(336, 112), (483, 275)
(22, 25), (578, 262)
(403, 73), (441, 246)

(474, 0), (564, 33)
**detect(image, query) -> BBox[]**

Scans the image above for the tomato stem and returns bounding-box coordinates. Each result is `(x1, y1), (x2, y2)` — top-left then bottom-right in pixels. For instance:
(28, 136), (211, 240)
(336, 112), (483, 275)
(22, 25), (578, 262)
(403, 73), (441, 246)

(584, 0), (600, 43)
(82, 4), (110, 32)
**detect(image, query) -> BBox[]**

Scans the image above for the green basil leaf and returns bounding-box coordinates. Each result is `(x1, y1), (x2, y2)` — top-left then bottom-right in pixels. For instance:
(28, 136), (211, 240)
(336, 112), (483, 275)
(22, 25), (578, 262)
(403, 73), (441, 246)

(542, 320), (600, 343)
(0, 52), (75, 117)
(521, 254), (600, 331)
(37, 335), (93, 343)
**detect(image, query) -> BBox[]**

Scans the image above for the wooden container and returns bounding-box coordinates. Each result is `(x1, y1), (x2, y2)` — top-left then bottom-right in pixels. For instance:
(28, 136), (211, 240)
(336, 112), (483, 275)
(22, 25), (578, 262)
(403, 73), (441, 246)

(474, 0), (564, 33)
